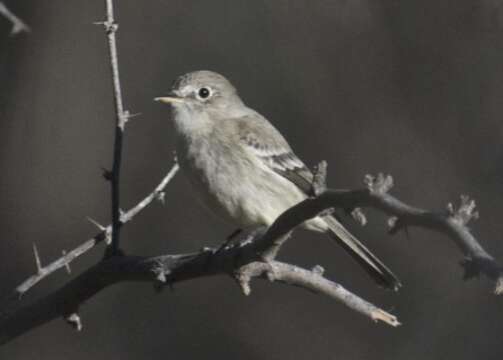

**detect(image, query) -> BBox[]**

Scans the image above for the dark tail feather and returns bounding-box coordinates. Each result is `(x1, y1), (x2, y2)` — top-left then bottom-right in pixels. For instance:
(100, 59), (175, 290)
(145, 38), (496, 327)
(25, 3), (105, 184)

(323, 215), (401, 291)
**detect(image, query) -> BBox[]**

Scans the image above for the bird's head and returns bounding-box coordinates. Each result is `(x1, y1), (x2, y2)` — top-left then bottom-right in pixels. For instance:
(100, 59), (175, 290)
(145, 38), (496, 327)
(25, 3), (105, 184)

(155, 70), (244, 116)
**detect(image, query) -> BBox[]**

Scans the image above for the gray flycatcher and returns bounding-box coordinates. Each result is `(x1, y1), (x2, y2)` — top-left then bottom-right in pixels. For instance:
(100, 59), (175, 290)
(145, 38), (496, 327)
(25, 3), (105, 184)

(155, 70), (400, 290)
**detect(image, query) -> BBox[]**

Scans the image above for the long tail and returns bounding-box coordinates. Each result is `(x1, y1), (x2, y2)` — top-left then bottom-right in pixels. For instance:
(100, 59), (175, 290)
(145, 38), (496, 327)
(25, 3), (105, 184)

(323, 215), (401, 291)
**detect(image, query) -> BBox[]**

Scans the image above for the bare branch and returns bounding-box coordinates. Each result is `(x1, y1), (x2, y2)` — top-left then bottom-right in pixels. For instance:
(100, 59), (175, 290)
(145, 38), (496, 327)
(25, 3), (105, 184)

(0, 2), (30, 36)
(97, 0), (128, 255)
(2, 164), (178, 302)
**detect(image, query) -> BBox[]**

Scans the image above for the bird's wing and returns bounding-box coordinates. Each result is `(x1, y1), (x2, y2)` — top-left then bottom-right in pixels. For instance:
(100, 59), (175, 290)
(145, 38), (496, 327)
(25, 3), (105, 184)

(233, 113), (315, 195)
(229, 113), (401, 290)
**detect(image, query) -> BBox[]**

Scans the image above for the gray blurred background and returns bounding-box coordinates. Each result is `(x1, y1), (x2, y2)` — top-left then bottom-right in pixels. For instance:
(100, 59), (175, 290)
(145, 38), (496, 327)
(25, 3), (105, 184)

(1, 0), (503, 358)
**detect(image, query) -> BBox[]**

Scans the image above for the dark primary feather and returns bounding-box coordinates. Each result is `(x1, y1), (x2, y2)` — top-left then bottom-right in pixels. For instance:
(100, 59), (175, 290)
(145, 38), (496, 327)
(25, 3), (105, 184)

(323, 216), (401, 290)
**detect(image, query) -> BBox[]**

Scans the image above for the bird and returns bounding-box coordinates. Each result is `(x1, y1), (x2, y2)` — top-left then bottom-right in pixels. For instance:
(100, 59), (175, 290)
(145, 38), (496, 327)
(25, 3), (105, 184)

(155, 70), (400, 290)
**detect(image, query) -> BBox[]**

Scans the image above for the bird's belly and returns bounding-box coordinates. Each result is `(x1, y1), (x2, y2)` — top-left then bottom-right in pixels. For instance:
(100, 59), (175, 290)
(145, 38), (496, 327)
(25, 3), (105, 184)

(177, 139), (306, 227)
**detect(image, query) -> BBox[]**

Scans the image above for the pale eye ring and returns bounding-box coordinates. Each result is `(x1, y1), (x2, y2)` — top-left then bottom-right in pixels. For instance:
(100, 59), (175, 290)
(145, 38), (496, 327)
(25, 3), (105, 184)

(197, 87), (211, 100)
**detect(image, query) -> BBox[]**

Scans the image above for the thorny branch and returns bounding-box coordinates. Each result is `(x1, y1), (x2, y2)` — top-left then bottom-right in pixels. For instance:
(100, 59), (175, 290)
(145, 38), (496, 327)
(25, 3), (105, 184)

(98, 0), (129, 255)
(0, 225), (400, 345)
(2, 163), (179, 304)
(0, 2), (30, 36)
(1, 167), (502, 345)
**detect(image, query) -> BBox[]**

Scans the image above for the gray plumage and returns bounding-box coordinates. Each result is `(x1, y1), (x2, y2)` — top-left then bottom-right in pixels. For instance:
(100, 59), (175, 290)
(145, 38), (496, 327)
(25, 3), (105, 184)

(157, 70), (400, 290)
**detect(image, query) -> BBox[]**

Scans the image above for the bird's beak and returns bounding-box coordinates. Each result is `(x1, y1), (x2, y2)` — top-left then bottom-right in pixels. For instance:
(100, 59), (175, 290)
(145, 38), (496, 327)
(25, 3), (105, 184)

(154, 95), (185, 104)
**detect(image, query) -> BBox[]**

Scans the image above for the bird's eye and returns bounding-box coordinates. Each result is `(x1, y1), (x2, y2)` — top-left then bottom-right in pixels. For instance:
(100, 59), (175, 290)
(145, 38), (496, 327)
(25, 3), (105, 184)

(198, 87), (211, 99)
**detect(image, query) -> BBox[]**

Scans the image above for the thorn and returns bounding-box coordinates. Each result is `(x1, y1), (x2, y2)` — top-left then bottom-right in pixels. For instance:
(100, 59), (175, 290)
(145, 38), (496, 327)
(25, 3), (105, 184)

(311, 265), (325, 276)
(119, 208), (127, 223)
(65, 313), (82, 331)
(86, 217), (106, 231)
(118, 110), (141, 129)
(32, 243), (42, 273)
(93, 20), (118, 34)
(62, 250), (72, 274)
(118, 111), (128, 130)
(87, 217), (112, 244)
(124, 110), (141, 122)
(156, 191), (166, 205)
(101, 167), (113, 181)
(127, 112), (142, 119)
(387, 216), (399, 232)
(88, 218), (112, 245)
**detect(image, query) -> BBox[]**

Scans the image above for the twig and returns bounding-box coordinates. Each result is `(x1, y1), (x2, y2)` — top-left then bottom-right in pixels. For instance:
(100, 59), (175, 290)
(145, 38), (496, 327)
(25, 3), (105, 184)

(0, 2), (30, 36)
(120, 162), (179, 222)
(1, 163), (178, 303)
(235, 261), (399, 326)
(32, 243), (42, 273)
(98, 0), (129, 255)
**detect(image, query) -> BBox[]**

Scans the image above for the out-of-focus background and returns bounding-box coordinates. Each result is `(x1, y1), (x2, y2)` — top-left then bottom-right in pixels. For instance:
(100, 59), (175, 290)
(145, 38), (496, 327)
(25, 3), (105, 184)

(1, 0), (503, 358)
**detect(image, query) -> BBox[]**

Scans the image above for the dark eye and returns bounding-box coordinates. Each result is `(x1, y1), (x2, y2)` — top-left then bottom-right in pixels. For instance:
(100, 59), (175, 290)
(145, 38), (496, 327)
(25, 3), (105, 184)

(198, 87), (211, 99)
